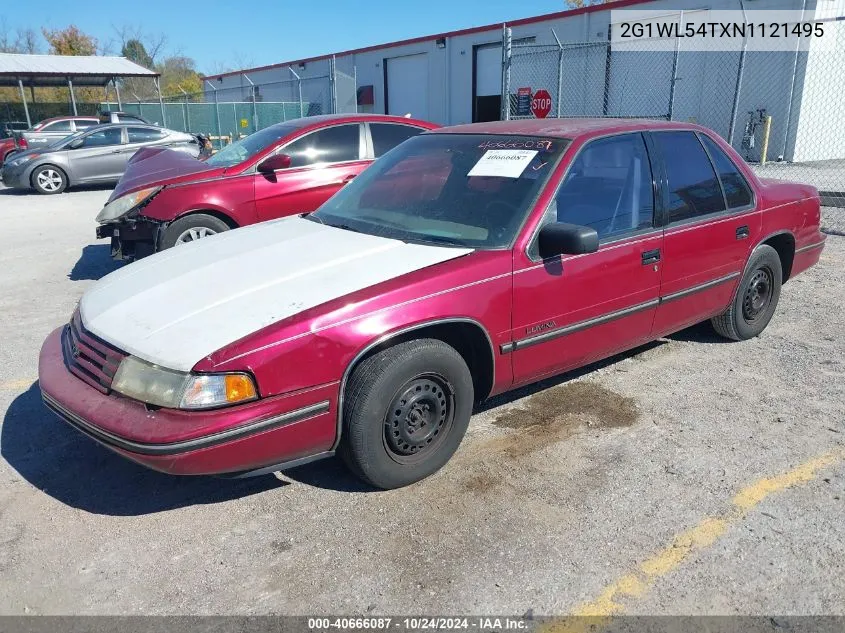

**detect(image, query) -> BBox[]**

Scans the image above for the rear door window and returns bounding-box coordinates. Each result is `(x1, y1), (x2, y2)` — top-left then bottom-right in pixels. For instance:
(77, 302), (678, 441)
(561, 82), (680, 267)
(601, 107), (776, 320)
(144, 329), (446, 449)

(699, 134), (753, 210)
(370, 123), (425, 157)
(74, 119), (99, 131)
(284, 124), (361, 167)
(127, 127), (167, 143)
(652, 131), (726, 223)
(551, 133), (654, 240)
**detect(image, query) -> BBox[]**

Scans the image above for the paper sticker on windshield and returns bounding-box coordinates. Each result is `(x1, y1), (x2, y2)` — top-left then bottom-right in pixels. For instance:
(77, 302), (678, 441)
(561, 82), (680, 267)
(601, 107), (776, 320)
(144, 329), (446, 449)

(468, 149), (539, 179)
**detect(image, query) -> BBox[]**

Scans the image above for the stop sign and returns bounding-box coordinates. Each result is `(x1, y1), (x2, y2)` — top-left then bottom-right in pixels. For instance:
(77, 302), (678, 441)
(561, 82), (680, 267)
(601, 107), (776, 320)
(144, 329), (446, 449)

(531, 89), (552, 119)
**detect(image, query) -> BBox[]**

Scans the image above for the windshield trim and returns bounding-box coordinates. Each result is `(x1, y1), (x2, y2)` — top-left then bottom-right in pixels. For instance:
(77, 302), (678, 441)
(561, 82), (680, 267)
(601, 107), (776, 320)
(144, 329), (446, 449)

(311, 132), (571, 252)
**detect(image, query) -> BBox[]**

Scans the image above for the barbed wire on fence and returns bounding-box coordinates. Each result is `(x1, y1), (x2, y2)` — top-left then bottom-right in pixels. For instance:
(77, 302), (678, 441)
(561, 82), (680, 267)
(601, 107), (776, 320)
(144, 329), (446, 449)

(502, 25), (845, 228)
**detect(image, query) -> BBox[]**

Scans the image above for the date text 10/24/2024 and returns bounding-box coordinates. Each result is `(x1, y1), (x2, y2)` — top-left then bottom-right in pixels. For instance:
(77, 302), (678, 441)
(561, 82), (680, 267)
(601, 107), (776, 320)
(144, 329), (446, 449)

(308, 617), (529, 631)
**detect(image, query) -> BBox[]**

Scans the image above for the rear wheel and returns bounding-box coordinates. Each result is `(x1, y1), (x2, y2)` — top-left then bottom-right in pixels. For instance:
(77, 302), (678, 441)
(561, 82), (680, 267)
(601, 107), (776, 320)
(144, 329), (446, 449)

(340, 339), (474, 489)
(712, 245), (783, 341)
(31, 165), (67, 194)
(159, 213), (231, 250)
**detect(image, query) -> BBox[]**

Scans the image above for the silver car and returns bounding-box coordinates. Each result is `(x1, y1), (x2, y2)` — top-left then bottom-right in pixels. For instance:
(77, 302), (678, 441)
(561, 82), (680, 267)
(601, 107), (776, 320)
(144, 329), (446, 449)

(0, 124), (205, 195)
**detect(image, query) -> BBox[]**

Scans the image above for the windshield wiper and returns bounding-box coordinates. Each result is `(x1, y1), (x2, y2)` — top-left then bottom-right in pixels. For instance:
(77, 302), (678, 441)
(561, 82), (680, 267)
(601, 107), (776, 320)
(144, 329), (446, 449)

(328, 222), (367, 235)
(406, 234), (466, 248)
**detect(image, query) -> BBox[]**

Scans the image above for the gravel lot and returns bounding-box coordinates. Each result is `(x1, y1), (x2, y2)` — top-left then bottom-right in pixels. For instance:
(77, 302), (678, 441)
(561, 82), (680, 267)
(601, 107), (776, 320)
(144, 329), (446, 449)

(0, 183), (843, 616)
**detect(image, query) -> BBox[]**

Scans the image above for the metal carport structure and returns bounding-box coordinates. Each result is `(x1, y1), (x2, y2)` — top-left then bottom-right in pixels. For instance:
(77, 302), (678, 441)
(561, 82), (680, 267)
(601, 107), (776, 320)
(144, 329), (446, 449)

(0, 53), (160, 127)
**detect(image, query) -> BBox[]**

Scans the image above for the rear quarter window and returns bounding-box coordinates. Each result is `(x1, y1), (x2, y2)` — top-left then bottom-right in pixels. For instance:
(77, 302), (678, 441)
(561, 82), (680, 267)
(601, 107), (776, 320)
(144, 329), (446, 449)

(370, 123), (425, 157)
(699, 134), (754, 209)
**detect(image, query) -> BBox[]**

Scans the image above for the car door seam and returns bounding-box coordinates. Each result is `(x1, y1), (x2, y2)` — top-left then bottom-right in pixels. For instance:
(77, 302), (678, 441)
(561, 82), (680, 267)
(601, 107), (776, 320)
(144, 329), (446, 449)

(503, 271), (741, 353)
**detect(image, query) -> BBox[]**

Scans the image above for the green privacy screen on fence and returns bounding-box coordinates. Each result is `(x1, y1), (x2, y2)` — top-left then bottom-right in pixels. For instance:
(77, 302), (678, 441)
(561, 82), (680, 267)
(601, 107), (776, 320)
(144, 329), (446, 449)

(99, 101), (322, 143)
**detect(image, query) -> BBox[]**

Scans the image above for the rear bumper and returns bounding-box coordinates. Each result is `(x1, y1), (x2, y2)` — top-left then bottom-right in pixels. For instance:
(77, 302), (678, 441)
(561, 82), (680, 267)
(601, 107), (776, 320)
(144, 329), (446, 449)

(96, 217), (160, 261)
(38, 326), (338, 476)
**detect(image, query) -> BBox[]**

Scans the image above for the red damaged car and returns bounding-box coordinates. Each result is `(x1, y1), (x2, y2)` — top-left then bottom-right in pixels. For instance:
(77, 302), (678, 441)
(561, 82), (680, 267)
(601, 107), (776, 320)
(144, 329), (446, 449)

(41, 119), (825, 489)
(95, 113), (438, 260)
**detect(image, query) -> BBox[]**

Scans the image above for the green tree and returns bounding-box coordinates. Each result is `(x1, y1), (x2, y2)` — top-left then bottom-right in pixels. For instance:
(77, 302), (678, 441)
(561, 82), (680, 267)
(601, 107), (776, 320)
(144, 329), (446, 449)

(158, 56), (203, 98)
(122, 39), (153, 69)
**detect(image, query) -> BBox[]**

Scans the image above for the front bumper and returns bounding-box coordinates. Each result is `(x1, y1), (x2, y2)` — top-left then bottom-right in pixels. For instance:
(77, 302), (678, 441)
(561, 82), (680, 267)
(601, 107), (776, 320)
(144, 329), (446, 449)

(38, 326), (338, 476)
(0, 163), (29, 189)
(96, 217), (160, 261)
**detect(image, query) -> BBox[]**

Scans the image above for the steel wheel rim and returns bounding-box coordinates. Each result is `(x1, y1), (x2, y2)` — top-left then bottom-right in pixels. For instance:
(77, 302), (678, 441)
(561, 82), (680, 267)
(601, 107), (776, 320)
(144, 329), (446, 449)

(175, 227), (217, 244)
(383, 373), (455, 465)
(37, 169), (62, 191)
(742, 266), (774, 323)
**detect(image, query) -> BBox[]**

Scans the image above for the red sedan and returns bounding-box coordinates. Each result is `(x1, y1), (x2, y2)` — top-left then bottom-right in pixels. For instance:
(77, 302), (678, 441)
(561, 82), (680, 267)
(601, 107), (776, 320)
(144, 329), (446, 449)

(95, 113), (438, 260)
(40, 118), (825, 489)
(0, 137), (15, 167)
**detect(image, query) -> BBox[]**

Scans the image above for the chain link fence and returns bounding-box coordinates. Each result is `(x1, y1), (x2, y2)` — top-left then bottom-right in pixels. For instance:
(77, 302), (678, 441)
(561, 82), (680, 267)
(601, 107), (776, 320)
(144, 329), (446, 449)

(503, 25), (845, 235)
(1, 58), (358, 152)
(96, 58), (358, 150)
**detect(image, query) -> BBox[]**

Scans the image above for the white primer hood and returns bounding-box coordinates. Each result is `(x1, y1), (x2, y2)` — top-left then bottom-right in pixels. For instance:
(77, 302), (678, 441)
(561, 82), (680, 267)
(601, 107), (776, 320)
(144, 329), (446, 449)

(80, 217), (472, 371)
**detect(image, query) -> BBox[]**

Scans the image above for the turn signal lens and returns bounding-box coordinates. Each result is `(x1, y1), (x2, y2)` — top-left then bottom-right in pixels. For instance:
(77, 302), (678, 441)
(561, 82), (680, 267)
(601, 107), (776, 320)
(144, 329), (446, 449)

(225, 374), (257, 403)
(179, 373), (259, 409)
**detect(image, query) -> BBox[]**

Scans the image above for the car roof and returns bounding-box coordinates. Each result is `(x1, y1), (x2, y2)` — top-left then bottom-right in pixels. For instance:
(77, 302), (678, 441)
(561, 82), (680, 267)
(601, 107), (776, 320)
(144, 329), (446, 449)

(432, 118), (712, 140)
(277, 113), (438, 132)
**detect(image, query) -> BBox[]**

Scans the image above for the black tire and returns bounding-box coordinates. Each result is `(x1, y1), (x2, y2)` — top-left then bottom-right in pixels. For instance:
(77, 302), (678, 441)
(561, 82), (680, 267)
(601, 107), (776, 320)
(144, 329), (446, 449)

(711, 244), (783, 341)
(159, 213), (231, 250)
(339, 339), (474, 489)
(31, 164), (67, 195)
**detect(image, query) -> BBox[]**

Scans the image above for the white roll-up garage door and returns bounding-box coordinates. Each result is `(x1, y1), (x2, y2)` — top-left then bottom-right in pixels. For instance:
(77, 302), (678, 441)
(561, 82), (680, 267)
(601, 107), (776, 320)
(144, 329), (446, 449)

(475, 44), (502, 97)
(386, 53), (429, 121)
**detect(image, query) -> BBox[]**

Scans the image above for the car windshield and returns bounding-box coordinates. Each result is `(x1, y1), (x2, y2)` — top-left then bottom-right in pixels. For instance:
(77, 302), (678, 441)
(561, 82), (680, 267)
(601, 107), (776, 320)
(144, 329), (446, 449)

(205, 124), (297, 168)
(309, 133), (569, 249)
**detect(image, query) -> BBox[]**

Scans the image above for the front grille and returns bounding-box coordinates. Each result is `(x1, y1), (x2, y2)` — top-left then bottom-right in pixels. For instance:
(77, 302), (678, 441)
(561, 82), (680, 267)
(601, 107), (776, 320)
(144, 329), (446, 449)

(62, 311), (125, 394)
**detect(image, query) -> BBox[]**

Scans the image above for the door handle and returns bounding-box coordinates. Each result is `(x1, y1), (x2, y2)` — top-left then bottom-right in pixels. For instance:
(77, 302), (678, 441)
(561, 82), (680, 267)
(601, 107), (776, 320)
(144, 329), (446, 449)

(641, 248), (661, 265)
(342, 174), (356, 183)
(736, 225), (750, 240)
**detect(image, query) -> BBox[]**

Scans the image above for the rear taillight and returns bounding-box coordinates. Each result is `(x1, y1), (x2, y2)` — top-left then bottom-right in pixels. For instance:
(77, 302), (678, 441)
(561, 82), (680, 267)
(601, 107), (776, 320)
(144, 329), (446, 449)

(17, 137), (27, 150)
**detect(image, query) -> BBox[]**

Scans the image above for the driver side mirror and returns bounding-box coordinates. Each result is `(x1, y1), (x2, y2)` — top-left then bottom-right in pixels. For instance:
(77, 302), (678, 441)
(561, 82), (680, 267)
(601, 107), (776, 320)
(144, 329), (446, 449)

(538, 222), (599, 259)
(68, 138), (83, 149)
(257, 153), (291, 173)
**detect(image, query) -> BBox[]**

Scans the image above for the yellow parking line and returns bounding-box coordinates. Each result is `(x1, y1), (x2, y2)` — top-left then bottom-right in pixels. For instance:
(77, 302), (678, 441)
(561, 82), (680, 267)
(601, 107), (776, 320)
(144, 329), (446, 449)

(0, 378), (35, 391)
(545, 449), (843, 631)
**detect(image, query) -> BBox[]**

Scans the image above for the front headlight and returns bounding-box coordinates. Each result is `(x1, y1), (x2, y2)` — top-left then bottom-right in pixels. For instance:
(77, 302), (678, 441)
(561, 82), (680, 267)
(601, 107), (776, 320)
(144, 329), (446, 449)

(111, 355), (257, 410)
(96, 186), (162, 223)
(10, 153), (39, 167)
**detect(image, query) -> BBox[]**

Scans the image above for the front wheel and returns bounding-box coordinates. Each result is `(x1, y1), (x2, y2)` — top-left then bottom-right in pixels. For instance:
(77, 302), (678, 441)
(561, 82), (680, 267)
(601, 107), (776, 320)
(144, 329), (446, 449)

(340, 339), (474, 489)
(159, 213), (231, 250)
(31, 165), (67, 194)
(711, 244), (783, 341)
